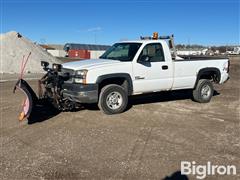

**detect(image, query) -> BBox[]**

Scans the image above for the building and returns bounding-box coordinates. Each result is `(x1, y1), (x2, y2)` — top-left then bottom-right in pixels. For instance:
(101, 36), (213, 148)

(176, 48), (208, 56)
(233, 47), (240, 55)
(40, 44), (66, 57)
(47, 44), (66, 57)
(64, 43), (110, 59)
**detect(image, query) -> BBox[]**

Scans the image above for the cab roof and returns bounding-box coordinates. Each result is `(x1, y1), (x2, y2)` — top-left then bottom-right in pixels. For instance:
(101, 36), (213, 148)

(118, 39), (166, 44)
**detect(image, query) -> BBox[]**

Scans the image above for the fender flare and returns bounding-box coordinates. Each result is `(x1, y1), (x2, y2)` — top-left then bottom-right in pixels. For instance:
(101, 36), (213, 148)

(194, 67), (221, 88)
(96, 73), (133, 95)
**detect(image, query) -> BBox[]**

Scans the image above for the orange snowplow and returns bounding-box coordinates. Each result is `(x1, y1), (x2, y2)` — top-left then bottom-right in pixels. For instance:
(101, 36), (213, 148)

(13, 79), (39, 121)
(13, 53), (77, 122)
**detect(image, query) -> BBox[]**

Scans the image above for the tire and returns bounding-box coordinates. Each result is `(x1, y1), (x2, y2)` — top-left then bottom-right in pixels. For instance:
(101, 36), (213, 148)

(98, 84), (128, 115)
(192, 79), (214, 103)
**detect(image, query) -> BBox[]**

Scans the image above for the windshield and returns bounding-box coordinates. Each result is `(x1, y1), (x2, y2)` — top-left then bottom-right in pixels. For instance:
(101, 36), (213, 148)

(100, 43), (142, 61)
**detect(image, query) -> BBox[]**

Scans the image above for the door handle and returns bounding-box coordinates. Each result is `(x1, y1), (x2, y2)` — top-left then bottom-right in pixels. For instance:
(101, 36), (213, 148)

(135, 76), (145, 80)
(162, 65), (168, 70)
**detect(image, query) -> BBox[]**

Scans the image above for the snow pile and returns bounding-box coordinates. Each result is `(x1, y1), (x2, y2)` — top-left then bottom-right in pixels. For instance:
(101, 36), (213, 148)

(0, 31), (60, 73)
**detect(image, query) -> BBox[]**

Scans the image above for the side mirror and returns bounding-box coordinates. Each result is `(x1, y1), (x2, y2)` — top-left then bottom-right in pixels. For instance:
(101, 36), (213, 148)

(139, 55), (150, 62)
(41, 61), (49, 68)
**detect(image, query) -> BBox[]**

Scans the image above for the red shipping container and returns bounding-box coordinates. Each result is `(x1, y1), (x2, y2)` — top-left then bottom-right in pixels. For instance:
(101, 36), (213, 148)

(68, 50), (90, 59)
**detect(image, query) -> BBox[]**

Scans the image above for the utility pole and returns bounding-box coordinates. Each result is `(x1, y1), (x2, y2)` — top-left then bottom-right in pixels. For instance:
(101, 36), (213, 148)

(94, 32), (97, 44)
(188, 37), (191, 56)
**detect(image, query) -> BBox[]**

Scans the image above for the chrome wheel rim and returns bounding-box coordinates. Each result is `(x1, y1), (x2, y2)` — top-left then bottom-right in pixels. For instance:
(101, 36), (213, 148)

(201, 84), (211, 99)
(106, 91), (123, 110)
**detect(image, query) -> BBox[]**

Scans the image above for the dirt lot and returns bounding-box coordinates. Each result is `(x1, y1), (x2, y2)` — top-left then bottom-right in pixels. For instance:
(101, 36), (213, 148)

(0, 58), (239, 180)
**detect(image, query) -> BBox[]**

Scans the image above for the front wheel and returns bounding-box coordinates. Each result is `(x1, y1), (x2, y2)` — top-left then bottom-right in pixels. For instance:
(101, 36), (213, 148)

(98, 84), (128, 115)
(192, 79), (214, 103)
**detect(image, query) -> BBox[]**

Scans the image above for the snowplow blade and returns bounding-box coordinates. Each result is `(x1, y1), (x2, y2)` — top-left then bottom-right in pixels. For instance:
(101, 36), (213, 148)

(13, 79), (38, 121)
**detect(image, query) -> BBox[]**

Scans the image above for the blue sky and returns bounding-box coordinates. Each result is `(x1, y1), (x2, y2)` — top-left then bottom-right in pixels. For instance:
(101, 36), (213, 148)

(1, 0), (239, 45)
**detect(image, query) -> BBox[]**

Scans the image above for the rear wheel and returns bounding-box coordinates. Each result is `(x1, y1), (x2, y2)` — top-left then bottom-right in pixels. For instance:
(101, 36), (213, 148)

(192, 79), (214, 103)
(98, 84), (128, 115)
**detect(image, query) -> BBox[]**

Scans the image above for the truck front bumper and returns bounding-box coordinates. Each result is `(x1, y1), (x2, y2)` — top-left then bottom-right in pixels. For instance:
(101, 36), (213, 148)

(62, 83), (98, 103)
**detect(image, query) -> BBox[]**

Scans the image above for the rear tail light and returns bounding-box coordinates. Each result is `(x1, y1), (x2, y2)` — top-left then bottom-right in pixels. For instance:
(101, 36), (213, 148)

(227, 60), (230, 73)
(223, 60), (230, 72)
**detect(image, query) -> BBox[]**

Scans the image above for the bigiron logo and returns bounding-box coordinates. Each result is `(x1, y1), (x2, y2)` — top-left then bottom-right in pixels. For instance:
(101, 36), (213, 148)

(181, 161), (237, 179)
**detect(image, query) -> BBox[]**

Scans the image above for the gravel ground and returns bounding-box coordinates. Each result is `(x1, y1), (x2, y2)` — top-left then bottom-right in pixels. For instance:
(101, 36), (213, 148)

(0, 58), (239, 180)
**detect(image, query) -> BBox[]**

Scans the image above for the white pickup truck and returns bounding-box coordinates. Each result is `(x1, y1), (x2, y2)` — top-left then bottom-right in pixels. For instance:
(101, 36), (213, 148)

(59, 35), (229, 114)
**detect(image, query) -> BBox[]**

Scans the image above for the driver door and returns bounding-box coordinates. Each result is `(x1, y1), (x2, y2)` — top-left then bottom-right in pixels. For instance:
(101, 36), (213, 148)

(132, 43), (173, 93)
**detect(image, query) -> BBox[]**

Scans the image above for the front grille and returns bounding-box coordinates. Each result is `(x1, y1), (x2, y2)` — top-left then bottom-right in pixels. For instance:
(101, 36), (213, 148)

(61, 68), (75, 83)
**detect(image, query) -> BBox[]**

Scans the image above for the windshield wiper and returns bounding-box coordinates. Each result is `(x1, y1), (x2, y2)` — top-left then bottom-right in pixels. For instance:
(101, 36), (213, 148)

(103, 57), (119, 60)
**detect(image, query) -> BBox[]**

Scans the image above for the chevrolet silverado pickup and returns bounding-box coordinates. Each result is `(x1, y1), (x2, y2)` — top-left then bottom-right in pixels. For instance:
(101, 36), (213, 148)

(60, 35), (229, 114)
(14, 34), (230, 120)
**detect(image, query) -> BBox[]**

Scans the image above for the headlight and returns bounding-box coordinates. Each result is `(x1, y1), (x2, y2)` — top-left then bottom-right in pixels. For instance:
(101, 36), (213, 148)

(52, 63), (62, 72)
(74, 70), (88, 84)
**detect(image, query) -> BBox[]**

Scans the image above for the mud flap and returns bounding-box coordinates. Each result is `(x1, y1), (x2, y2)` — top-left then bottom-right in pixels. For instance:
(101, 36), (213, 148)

(13, 79), (39, 121)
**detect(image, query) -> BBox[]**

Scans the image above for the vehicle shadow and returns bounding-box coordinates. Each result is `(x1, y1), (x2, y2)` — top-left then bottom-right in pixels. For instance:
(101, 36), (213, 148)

(27, 101), (97, 124)
(163, 171), (188, 180)
(27, 101), (61, 124)
(82, 90), (220, 112)
(27, 90), (220, 124)
(128, 90), (220, 107)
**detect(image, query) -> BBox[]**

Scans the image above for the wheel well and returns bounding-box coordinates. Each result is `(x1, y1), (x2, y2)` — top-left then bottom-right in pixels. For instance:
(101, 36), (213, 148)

(199, 71), (217, 81)
(194, 68), (221, 88)
(98, 77), (131, 95)
(199, 71), (218, 81)
(198, 69), (220, 82)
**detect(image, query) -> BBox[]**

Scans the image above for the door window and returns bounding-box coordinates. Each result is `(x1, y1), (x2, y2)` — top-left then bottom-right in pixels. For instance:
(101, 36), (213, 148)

(139, 43), (165, 62)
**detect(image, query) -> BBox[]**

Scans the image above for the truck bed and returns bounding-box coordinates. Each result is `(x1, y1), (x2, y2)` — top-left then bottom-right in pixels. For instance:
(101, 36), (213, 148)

(172, 56), (229, 89)
(176, 55), (228, 61)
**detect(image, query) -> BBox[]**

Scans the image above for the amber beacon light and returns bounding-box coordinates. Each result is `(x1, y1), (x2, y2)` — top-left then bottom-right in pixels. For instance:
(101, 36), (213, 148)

(153, 32), (159, 39)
